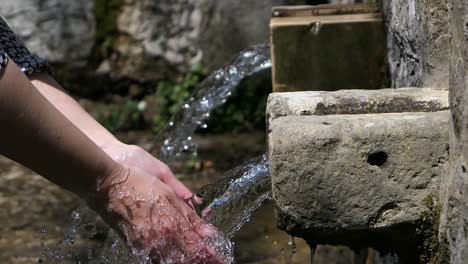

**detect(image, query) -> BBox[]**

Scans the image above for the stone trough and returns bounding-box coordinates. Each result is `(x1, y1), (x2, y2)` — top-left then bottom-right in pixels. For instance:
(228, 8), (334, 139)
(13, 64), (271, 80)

(267, 88), (449, 260)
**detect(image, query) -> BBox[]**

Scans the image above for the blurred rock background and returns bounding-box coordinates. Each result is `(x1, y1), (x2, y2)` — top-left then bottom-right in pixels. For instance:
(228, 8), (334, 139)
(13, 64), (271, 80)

(1, 0), (340, 134)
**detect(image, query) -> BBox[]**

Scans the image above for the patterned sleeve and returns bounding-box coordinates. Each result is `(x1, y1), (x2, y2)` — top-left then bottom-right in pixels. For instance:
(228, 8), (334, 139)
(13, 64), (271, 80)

(0, 49), (7, 72)
(0, 17), (52, 75)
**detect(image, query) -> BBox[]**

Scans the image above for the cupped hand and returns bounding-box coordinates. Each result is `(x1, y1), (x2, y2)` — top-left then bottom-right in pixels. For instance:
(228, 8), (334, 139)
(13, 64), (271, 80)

(93, 165), (231, 264)
(101, 142), (201, 205)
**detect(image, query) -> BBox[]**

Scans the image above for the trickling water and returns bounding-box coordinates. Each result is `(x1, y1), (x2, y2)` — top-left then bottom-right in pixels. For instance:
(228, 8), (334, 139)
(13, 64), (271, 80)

(201, 154), (271, 239)
(41, 45), (273, 263)
(309, 21), (323, 35)
(152, 44), (272, 164)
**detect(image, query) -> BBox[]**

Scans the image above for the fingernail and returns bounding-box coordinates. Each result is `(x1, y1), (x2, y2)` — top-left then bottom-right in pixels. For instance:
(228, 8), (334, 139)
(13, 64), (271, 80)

(200, 224), (216, 237)
(194, 196), (203, 205)
(202, 208), (211, 219)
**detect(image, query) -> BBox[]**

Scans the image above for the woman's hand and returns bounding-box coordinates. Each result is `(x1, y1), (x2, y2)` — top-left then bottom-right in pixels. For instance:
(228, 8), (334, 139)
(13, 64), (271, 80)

(101, 142), (202, 205)
(93, 165), (230, 263)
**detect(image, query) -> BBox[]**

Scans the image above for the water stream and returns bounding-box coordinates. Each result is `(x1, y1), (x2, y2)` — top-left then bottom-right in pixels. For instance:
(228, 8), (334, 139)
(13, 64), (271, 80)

(201, 154), (271, 239)
(40, 45), (273, 263)
(152, 44), (272, 165)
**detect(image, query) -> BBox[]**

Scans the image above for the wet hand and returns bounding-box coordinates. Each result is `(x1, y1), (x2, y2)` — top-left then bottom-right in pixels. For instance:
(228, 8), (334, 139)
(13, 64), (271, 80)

(93, 165), (231, 263)
(101, 142), (202, 205)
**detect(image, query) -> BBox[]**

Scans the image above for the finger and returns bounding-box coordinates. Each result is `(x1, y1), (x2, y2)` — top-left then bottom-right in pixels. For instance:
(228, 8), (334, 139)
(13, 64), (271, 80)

(187, 212), (216, 238)
(159, 167), (199, 203)
(166, 194), (227, 263)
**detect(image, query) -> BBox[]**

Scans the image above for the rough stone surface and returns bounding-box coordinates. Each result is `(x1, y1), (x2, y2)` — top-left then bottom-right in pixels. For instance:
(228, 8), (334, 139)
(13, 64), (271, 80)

(383, 0), (450, 88)
(439, 0), (468, 263)
(196, 0), (288, 71)
(116, 0), (292, 75)
(0, 0), (95, 65)
(267, 88), (449, 124)
(268, 111), (449, 255)
(0, 0), (301, 79)
(116, 0), (204, 76)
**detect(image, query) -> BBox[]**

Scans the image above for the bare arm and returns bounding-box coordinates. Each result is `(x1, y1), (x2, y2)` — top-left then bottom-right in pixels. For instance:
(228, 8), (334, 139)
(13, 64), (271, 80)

(0, 60), (226, 263)
(29, 73), (197, 202)
(0, 60), (122, 196)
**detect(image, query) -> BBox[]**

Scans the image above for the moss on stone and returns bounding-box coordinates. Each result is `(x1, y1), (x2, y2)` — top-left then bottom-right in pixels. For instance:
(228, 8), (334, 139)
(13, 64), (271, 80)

(416, 193), (450, 264)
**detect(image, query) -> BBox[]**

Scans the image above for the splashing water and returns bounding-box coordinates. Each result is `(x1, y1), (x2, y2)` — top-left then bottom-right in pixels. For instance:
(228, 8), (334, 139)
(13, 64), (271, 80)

(40, 204), (140, 264)
(41, 45), (273, 263)
(201, 154), (271, 239)
(152, 44), (271, 164)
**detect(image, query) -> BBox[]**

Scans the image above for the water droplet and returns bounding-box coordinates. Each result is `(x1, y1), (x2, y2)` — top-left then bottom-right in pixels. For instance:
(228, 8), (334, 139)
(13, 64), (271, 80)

(169, 122), (174, 127)
(71, 211), (80, 221)
(187, 136), (192, 141)
(202, 124), (208, 129)
(310, 21), (323, 35)
(183, 104), (190, 109)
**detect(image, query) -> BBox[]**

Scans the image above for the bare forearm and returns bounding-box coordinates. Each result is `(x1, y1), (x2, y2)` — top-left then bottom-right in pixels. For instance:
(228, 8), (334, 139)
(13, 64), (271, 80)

(29, 73), (119, 148)
(0, 60), (122, 196)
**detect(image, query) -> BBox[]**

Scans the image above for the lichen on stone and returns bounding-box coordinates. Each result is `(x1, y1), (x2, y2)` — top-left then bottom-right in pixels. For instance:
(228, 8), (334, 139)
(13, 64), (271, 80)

(416, 193), (449, 264)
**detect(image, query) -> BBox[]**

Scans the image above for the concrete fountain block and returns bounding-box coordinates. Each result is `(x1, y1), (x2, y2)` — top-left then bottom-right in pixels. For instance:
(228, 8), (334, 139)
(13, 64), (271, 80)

(267, 88), (450, 257)
(268, 111), (449, 252)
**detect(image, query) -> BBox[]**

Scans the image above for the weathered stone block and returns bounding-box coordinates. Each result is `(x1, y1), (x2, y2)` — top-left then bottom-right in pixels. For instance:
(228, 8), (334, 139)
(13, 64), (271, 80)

(267, 87), (449, 123)
(270, 4), (386, 92)
(268, 111), (449, 255)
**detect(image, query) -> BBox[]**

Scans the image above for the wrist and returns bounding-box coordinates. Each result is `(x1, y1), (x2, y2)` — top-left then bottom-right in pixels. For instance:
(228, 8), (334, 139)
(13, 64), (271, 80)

(86, 161), (128, 210)
(99, 140), (130, 160)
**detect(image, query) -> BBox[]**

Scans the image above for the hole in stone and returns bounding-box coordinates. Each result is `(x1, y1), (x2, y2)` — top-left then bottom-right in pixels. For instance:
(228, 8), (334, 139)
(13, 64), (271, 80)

(462, 165), (466, 173)
(322, 122), (332, 125)
(367, 151), (388, 167)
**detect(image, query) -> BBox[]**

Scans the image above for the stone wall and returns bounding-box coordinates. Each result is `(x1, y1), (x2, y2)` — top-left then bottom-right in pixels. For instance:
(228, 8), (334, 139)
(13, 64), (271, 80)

(114, 0), (290, 79)
(383, 0), (450, 88)
(0, 0), (95, 66)
(439, 0), (468, 263)
(0, 0), (307, 83)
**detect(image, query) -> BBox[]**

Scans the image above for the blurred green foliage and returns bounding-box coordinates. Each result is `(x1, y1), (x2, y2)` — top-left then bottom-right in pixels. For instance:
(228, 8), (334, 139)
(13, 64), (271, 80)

(97, 100), (142, 133)
(152, 66), (270, 134)
(205, 73), (270, 133)
(152, 65), (205, 132)
(94, 65), (270, 134)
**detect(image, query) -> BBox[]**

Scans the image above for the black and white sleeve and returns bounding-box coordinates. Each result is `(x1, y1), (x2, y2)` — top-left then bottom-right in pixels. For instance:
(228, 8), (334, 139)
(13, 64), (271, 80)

(0, 17), (52, 75)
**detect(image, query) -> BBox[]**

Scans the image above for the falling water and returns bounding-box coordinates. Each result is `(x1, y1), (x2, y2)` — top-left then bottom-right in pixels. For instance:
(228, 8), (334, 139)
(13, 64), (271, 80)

(201, 154), (271, 239)
(41, 45), (273, 263)
(152, 44), (272, 164)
